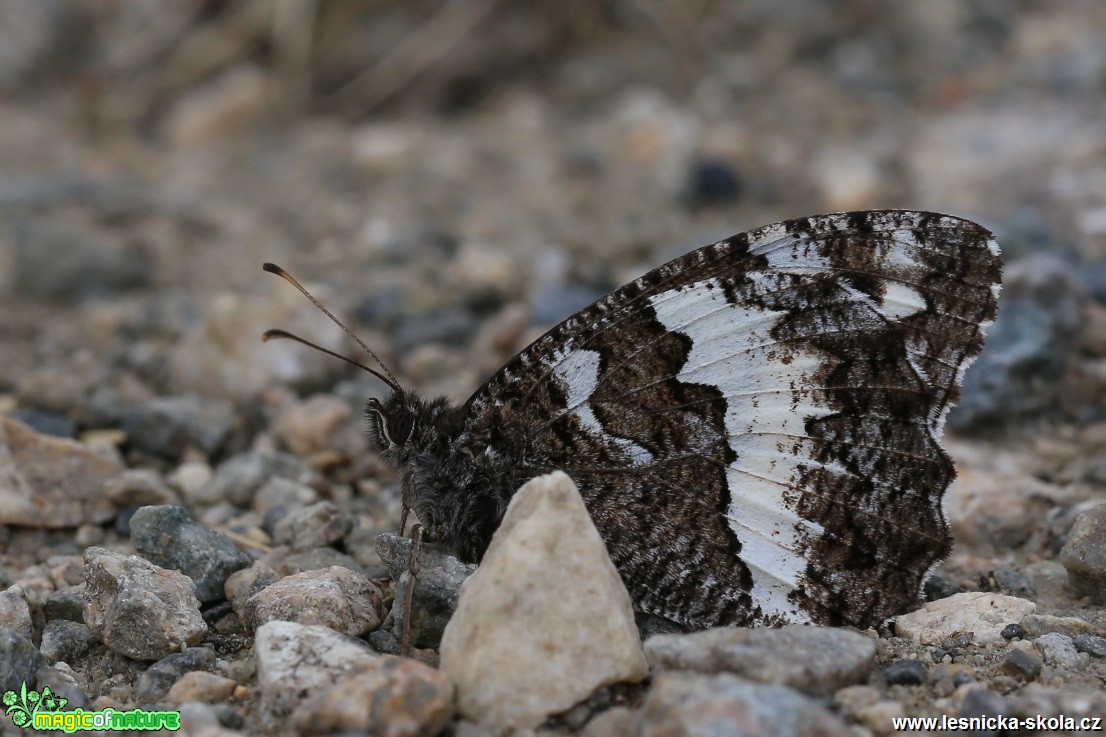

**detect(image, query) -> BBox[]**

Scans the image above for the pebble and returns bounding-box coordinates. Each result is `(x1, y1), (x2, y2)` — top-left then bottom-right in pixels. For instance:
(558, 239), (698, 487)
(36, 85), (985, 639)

(82, 547), (207, 660)
(0, 627), (45, 692)
(377, 533), (475, 648)
(271, 394), (352, 457)
(167, 461), (214, 503)
(42, 585), (85, 623)
(200, 450), (321, 508)
(121, 394), (240, 460)
(1072, 633), (1106, 657)
(893, 592), (1037, 645)
(639, 672), (851, 737)
(646, 624), (875, 698)
(685, 158), (743, 206)
(884, 659), (928, 686)
(272, 500), (353, 551)
(134, 646), (218, 702)
(39, 619), (97, 663)
(130, 505), (251, 603)
(103, 469), (181, 508)
(1002, 646), (1044, 679)
(982, 567), (1036, 597)
(254, 620), (379, 722)
(0, 585), (32, 639)
(243, 565), (382, 636)
(1019, 613), (1093, 639)
(1059, 503), (1106, 602)
(290, 655), (455, 736)
(166, 671), (239, 704)
(440, 472), (648, 732)
(0, 417), (120, 527)
(855, 700), (907, 737)
(252, 477), (321, 517)
(11, 407), (76, 438)
(224, 561), (279, 618)
(1001, 623), (1026, 640)
(275, 547), (362, 575)
(36, 664), (90, 711)
(958, 686), (1007, 721)
(1034, 633), (1082, 669)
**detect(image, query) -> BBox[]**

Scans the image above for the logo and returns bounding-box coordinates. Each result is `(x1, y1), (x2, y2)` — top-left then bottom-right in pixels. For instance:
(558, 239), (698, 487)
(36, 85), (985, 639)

(3, 683), (180, 732)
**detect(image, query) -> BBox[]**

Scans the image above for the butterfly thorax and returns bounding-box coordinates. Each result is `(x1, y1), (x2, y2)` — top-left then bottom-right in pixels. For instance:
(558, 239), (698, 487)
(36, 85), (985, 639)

(368, 391), (523, 564)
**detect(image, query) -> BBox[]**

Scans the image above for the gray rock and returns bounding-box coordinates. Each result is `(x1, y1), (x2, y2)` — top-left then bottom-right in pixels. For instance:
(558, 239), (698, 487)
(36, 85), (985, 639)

(0, 585), (32, 639)
(0, 627), (45, 692)
(951, 256), (1086, 431)
(0, 417), (120, 528)
(377, 532), (475, 648)
(121, 394), (240, 459)
(1060, 503), (1106, 602)
(272, 501), (353, 552)
(224, 560), (279, 618)
(983, 567), (1036, 598)
(130, 504), (251, 603)
(253, 477), (321, 517)
(200, 450), (321, 508)
(103, 469), (180, 508)
(254, 620), (379, 722)
(39, 620), (97, 664)
(83, 547), (207, 661)
(290, 655), (455, 736)
(1019, 613), (1094, 639)
(10, 407), (75, 438)
(1073, 633), (1106, 658)
(243, 566), (383, 636)
(639, 672), (852, 737)
(1001, 647), (1043, 679)
(958, 686), (1007, 722)
(42, 585), (85, 622)
(35, 664), (90, 711)
(645, 625), (876, 698)
(894, 592), (1036, 645)
(134, 646), (218, 703)
(1035, 633), (1082, 669)
(884, 659), (927, 685)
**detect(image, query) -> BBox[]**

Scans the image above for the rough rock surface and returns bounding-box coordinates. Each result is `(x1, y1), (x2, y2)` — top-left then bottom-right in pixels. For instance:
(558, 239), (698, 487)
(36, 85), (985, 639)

(1059, 503), (1106, 602)
(893, 592), (1037, 645)
(440, 471), (649, 731)
(243, 565), (383, 635)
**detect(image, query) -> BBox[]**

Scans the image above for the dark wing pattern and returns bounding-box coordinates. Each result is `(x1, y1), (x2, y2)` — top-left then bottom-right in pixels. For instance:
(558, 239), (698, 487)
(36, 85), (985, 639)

(463, 210), (1001, 629)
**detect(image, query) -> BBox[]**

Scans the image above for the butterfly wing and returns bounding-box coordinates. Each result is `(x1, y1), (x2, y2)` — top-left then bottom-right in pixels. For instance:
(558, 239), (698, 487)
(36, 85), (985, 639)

(464, 210), (1001, 629)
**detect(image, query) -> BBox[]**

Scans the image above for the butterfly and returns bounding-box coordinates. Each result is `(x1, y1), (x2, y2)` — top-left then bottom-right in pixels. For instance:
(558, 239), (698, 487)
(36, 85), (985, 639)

(264, 209), (1002, 631)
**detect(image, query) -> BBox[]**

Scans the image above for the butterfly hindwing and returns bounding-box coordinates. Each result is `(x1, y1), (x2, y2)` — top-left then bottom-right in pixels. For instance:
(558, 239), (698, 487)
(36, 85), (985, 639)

(462, 210), (1001, 629)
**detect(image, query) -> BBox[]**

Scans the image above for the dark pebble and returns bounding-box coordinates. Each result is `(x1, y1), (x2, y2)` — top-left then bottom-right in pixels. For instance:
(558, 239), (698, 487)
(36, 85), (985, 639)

(951, 672), (976, 687)
(941, 634), (972, 652)
(130, 504), (251, 603)
(0, 627), (46, 692)
(1073, 633), (1106, 658)
(686, 159), (742, 205)
(35, 665), (90, 711)
(923, 574), (960, 601)
(929, 647), (948, 663)
(11, 407), (75, 438)
(981, 568), (1035, 597)
(42, 586), (85, 622)
(884, 659), (928, 685)
(959, 687), (1007, 726)
(368, 629), (402, 655)
(114, 506), (139, 537)
(1000, 648), (1042, 679)
(39, 620), (97, 664)
(121, 394), (239, 460)
(1001, 623), (1026, 640)
(134, 646), (217, 702)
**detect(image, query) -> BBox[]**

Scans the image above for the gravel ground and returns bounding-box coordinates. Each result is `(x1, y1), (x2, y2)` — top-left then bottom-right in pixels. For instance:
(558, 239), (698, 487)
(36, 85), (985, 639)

(2, 2), (1106, 735)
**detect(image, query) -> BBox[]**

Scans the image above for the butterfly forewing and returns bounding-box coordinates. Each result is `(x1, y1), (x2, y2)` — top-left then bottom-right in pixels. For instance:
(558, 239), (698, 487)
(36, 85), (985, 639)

(462, 210), (1001, 630)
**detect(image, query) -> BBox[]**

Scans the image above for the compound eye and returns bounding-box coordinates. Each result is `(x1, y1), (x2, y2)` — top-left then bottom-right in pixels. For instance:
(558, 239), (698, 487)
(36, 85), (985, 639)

(386, 410), (415, 445)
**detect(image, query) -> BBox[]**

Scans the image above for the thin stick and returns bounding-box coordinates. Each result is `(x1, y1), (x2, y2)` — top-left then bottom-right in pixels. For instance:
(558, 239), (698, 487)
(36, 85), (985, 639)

(400, 523), (423, 658)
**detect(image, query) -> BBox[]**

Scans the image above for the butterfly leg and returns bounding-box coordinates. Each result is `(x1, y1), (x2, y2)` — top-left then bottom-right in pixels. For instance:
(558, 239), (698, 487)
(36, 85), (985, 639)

(400, 523), (423, 657)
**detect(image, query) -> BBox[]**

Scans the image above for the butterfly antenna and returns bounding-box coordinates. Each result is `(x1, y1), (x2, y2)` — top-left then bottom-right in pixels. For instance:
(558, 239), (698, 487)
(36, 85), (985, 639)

(262, 262), (403, 395)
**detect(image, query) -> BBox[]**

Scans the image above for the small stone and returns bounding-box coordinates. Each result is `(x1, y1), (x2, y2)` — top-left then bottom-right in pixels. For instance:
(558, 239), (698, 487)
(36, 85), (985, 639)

(36, 664), (90, 711)
(224, 561), (279, 619)
(884, 659), (928, 686)
(0, 417), (120, 527)
(121, 395), (240, 460)
(254, 620), (379, 722)
(1001, 623), (1026, 640)
(923, 573), (961, 601)
(646, 625), (875, 698)
(103, 469), (180, 508)
(1001, 647), (1043, 679)
(276, 547), (362, 575)
(201, 450), (320, 508)
(253, 477), (321, 517)
(272, 394), (352, 458)
(582, 706), (638, 737)
(0, 627), (45, 692)
(243, 566), (382, 636)
(834, 684), (882, 714)
(981, 567), (1036, 597)
(368, 629), (401, 655)
(1073, 633), (1106, 657)
(1060, 503), (1106, 602)
(958, 686), (1007, 721)
(855, 700), (907, 737)
(42, 585), (85, 622)
(1035, 633), (1081, 668)
(1019, 613), (1093, 639)
(130, 504), (251, 603)
(166, 671), (239, 704)
(39, 620), (97, 664)
(685, 158), (742, 206)
(0, 585), (32, 639)
(440, 472), (648, 732)
(893, 592), (1036, 645)
(639, 672), (851, 737)
(11, 407), (75, 438)
(290, 656), (455, 736)
(83, 547), (207, 660)
(377, 533), (475, 649)
(167, 461), (213, 503)
(272, 501), (353, 552)
(134, 647), (218, 702)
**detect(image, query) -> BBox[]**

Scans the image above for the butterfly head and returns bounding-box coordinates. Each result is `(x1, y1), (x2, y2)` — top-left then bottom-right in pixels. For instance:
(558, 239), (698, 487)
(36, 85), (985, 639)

(366, 393), (418, 453)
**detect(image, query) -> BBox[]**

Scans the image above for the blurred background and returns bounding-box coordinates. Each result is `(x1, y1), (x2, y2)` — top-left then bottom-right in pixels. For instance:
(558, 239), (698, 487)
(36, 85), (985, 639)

(1, 0), (1105, 458)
